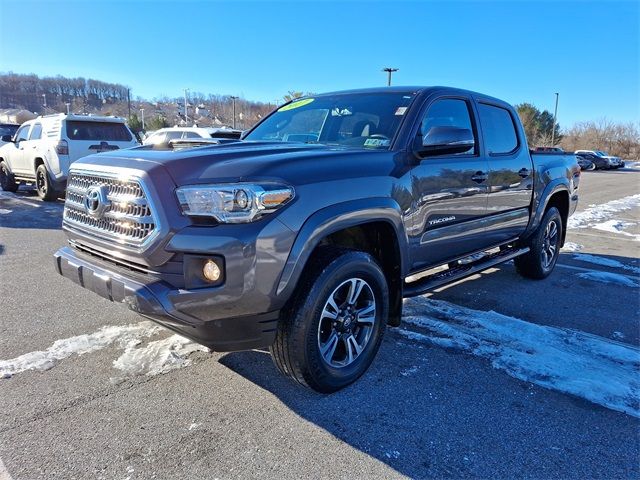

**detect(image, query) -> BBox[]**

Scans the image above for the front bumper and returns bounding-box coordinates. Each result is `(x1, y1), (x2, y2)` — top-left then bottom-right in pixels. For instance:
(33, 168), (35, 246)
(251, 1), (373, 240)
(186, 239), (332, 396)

(53, 246), (279, 351)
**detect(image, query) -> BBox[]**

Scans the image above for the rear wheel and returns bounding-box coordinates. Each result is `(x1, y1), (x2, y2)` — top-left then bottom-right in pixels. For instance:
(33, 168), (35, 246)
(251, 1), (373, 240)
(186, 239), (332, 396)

(0, 160), (19, 192)
(515, 207), (562, 279)
(35, 164), (57, 201)
(270, 248), (389, 393)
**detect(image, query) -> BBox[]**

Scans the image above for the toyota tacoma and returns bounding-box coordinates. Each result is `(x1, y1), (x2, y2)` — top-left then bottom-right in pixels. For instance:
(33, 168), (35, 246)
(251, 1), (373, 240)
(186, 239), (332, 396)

(53, 87), (580, 392)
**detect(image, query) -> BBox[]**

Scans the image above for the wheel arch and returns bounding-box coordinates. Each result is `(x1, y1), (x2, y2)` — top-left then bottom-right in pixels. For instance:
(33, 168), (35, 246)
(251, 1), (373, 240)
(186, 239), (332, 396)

(276, 198), (408, 326)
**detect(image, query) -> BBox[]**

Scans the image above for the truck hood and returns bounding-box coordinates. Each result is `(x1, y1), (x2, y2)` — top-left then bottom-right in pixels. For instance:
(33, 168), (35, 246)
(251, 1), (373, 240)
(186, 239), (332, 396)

(72, 141), (392, 186)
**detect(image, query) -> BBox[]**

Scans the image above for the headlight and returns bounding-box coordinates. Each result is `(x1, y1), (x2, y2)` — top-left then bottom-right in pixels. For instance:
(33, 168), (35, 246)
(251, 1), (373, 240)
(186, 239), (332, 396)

(176, 183), (294, 223)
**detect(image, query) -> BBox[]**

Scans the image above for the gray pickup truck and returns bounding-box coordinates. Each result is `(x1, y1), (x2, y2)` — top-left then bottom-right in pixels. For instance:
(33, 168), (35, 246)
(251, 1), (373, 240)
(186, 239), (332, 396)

(53, 87), (580, 392)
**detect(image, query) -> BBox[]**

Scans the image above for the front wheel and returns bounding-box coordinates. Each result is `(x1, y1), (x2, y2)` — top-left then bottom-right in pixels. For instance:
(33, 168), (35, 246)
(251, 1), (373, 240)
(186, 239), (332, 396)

(515, 207), (563, 279)
(270, 248), (389, 393)
(0, 160), (19, 192)
(35, 164), (57, 201)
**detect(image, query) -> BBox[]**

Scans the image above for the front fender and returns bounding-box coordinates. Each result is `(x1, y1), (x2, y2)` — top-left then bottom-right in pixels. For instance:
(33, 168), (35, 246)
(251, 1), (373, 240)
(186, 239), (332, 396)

(275, 197), (409, 297)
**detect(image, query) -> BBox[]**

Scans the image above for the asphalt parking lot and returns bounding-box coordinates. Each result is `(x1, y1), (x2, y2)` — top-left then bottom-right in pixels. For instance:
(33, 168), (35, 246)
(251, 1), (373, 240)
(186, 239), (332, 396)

(0, 166), (639, 479)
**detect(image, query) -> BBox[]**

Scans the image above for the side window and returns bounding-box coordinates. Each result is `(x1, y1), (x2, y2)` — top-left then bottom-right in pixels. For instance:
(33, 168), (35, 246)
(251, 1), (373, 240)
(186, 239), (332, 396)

(478, 104), (518, 154)
(182, 131), (200, 139)
(165, 131), (182, 141)
(420, 99), (476, 155)
(15, 125), (30, 142)
(29, 124), (43, 140)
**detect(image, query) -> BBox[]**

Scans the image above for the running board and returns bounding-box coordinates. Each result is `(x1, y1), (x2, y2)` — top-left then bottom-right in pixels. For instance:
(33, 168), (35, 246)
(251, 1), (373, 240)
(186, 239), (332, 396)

(403, 246), (530, 297)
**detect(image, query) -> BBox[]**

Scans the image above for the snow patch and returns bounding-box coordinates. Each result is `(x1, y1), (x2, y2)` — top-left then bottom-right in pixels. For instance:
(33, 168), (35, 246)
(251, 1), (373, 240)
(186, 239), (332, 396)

(612, 331), (626, 340)
(0, 208), (11, 214)
(592, 220), (639, 240)
(573, 253), (640, 274)
(561, 242), (583, 252)
(112, 334), (209, 377)
(0, 322), (162, 378)
(577, 271), (639, 287)
(567, 194), (640, 230)
(400, 298), (640, 417)
(188, 422), (201, 431)
(400, 366), (419, 377)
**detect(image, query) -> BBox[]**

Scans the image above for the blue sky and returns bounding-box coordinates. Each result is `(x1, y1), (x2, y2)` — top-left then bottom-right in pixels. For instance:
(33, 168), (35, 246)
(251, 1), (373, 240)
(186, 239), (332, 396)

(0, 0), (638, 127)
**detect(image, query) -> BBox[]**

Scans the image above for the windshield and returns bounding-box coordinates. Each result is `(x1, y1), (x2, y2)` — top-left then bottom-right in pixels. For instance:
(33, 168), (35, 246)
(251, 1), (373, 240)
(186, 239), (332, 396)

(596, 151), (609, 156)
(245, 92), (416, 149)
(0, 125), (18, 137)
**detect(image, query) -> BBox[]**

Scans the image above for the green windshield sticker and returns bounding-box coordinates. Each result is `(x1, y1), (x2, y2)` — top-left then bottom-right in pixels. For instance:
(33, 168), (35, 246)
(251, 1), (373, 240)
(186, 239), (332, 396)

(278, 98), (314, 112)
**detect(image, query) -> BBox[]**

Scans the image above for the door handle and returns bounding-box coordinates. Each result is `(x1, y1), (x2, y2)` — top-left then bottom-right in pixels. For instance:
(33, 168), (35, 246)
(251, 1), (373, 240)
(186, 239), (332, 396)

(518, 168), (531, 178)
(471, 171), (488, 183)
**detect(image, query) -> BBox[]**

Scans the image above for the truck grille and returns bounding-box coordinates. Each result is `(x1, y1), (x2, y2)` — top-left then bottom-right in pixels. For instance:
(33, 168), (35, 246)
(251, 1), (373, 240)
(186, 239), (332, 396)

(63, 171), (157, 248)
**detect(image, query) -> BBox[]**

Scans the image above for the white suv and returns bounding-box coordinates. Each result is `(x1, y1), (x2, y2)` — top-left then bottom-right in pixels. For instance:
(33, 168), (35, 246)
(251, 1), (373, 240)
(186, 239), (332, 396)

(0, 114), (139, 200)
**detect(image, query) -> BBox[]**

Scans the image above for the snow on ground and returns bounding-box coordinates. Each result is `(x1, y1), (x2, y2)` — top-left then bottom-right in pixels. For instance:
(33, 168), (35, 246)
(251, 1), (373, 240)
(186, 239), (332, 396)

(561, 242), (583, 252)
(400, 298), (640, 417)
(112, 334), (209, 377)
(576, 271), (639, 288)
(567, 194), (640, 230)
(592, 219), (639, 240)
(0, 209), (12, 214)
(573, 253), (640, 275)
(0, 322), (163, 378)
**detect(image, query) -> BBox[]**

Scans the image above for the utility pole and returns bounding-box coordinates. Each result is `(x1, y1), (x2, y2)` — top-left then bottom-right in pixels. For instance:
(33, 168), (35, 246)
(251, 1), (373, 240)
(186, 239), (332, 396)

(382, 67), (398, 86)
(184, 88), (189, 124)
(127, 88), (131, 119)
(42, 93), (47, 112)
(230, 96), (239, 129)
(551, 92), (559, 146)
(140, 108), (145, 130)
(65, 103), (70, 114)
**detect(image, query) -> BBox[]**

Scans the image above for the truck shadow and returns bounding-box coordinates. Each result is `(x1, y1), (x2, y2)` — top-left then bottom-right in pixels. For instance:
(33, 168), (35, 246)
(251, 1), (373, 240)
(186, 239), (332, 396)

(218, 327), (638, 478)
(0, 189), (64, 230)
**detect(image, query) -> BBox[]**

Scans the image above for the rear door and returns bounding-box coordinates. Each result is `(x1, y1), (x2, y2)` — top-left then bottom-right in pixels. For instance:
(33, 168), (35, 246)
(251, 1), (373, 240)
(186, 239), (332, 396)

(476, 100), (534, 244)
(408, 96), (491, 270)
(63, 120), (137, 163)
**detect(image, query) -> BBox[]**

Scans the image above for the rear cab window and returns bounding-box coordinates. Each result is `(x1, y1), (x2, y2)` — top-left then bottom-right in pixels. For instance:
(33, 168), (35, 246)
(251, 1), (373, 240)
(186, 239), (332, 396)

(65, 121), (132, 142)
(478, 104), (519, 154)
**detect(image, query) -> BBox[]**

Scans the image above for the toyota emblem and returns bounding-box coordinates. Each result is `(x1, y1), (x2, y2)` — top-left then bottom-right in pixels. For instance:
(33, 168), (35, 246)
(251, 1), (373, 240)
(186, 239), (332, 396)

(83, 185), (110, 218)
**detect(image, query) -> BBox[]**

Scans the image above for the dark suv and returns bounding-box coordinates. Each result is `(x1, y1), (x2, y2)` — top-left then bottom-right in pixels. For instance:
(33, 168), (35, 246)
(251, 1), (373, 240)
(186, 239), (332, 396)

(53, 87), (579, 392)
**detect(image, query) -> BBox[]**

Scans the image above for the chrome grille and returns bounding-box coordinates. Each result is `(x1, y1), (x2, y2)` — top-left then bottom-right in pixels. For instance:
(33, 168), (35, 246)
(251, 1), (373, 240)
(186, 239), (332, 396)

(63, 171), (157, 247)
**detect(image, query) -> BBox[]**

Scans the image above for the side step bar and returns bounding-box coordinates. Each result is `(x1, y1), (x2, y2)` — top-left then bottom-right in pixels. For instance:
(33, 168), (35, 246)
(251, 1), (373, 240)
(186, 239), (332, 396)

(403, 246), (530, 298)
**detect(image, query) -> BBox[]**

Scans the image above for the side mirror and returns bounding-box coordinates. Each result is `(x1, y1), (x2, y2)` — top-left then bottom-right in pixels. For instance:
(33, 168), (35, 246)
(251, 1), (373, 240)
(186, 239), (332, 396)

(1, 135), (13, 142)
(417, 126), (474, 157)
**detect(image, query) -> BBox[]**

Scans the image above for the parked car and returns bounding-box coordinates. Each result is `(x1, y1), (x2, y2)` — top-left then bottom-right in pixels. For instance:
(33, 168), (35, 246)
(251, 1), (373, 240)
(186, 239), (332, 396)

(143, 126), (242, 145)
(53, 86), (579, 392)
(575, 156), (596, 171)
(0, 114), (139, 200)
(0, 123), (19, 146)
(574, 150), (622, 169)
(533, 146), (564, 153)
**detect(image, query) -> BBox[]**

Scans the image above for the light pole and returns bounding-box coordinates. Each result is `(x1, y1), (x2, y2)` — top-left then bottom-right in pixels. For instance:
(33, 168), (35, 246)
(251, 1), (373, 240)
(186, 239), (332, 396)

(140, 108), (145, 131)
(184, 88), (190, 124)
(551, 92), (559, 146)
(42, 93), (47, 112)
(382, 67), (398, 86)
(230, 96), (239, 129)
(65, 102), (70, 114)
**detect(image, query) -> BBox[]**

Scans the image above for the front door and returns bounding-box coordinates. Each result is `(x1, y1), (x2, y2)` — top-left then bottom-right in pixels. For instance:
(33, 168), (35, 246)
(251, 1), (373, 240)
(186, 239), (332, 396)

(8, 124), (31, 175)
(408, 97), (490, 271)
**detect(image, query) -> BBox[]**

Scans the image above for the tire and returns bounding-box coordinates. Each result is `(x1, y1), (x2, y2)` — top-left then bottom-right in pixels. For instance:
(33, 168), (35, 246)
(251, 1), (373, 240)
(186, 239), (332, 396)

(0, 160), (19, 192)
(35, 164), (57, 201)
(270, 248), (389, 393)
(515, 207), (563, 280)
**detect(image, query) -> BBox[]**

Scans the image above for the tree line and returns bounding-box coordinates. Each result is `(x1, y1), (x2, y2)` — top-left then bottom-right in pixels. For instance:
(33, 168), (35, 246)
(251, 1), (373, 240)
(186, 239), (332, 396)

(1, 73), (638, 158)
(514, 102), (639, 159)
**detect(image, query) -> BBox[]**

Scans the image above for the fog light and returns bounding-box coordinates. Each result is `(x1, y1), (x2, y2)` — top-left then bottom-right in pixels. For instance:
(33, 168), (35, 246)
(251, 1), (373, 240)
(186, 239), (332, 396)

(203, 259), (221, 282)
